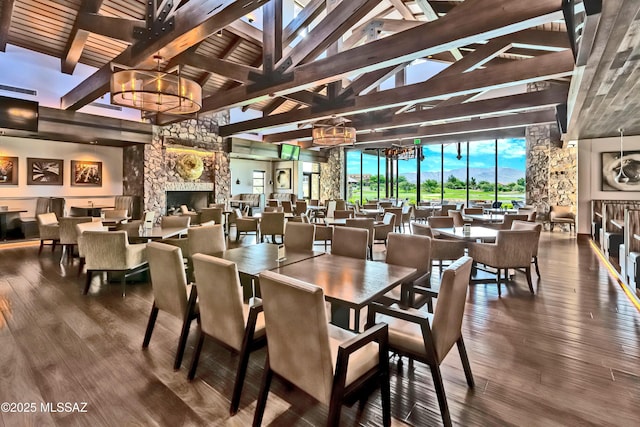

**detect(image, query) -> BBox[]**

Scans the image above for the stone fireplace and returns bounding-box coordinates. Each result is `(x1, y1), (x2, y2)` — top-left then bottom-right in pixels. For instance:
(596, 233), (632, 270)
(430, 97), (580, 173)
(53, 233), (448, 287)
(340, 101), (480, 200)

(143, 112), (231, 221)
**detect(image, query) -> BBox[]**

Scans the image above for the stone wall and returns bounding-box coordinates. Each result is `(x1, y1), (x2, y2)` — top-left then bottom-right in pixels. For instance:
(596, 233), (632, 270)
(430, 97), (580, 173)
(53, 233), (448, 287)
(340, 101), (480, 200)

(549, 145), (577, 207)
(144, 111), (230, 219)
(320, 147), (344, 200)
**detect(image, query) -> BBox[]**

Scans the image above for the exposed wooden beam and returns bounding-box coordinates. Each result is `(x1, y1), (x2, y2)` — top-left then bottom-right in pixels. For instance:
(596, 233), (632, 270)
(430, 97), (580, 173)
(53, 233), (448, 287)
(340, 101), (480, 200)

(343, 63), (410, 96)
(275, 0), (380, 72)
(179, 51), (262, 83)
(61, 0), (265, 110)
(415, 0), (463, 60)
(263, 0), (283, 72)
(0, 0), (15, 52)
(202, 0), (564, 113)
(61, 0), (104, 74)
(354, 109), (557, 144)
(355, 128), (525, 149)
(220, 50), (573, 136)
(226, 19), (263, 45)
(387, 0), (415, 20)
(282, 0), (325, 45)
(77, 13), (144, 44)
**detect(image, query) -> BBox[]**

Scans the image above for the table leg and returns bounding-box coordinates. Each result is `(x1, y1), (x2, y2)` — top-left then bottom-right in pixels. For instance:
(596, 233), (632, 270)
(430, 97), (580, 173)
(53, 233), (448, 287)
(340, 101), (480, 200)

(0, 214), (7, 240)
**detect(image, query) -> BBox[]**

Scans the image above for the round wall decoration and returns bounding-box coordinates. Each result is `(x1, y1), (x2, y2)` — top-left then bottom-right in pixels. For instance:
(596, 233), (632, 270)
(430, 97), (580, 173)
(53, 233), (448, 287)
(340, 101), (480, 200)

(175, 153), (204, 180)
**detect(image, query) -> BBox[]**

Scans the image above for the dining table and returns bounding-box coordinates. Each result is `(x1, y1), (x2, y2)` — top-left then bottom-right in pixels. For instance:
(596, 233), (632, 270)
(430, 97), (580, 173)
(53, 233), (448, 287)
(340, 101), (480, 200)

(463, 213), (505, 224)
(70, 204), (114, 217)
(432, 226), (499, 242)
(0, 209), (27, 240)
(139, 225), (189, 240)
(324, 218), (382, 226)
(212, 243), (325, 300)
(273, 253), (418, 331)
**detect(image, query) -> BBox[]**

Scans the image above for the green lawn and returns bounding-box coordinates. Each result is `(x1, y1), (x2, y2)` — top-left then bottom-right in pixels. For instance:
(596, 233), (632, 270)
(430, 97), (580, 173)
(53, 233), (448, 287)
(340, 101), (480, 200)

(348, 186), (524, 207)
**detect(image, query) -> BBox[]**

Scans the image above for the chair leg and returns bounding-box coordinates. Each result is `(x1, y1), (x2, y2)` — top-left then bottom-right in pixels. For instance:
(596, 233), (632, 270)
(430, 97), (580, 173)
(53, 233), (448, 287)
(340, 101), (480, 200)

(83, 271), (93, 295)
(252, 358), (273, 427)
(456, 337), (475, 388)
(77, 257), (85, 277)
(380, 354), (391, 427)
(525, 266), (534, 294)
(142, 304), (159, 348)
(430, 364), (452, 427)
(187, 328), (205, 380)
(230, 331), (255, 415)
(496, 268), (502, 297)
(533, 256), (540, 277)
(52, 240), (57, 252)
(38, 240), (44, 255)
(174, 314), (193, 370)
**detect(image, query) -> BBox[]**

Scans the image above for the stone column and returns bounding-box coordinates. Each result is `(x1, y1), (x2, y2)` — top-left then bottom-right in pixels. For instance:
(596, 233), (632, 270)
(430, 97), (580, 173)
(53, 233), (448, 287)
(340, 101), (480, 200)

(320, 147), (345, 200)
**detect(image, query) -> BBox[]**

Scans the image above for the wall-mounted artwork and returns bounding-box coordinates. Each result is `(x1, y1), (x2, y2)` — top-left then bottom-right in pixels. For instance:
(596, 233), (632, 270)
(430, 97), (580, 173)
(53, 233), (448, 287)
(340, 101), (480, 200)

(0, 156), (18, 185)
(601, 151), (640, 191)
(71, 160), (102, 186)
(27, 158), (63, 185)
(275, 168), (291, 189)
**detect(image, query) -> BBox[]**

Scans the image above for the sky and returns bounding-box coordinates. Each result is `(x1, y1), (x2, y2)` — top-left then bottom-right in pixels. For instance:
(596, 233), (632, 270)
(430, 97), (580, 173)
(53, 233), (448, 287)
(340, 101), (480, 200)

(347, 139), (527, 176)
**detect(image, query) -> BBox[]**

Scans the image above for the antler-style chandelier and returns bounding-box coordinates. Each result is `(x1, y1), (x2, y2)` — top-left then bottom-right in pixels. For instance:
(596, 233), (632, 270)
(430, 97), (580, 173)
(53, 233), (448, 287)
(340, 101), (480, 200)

(312, 121), (356, 146)
(110, 55), (202, 114)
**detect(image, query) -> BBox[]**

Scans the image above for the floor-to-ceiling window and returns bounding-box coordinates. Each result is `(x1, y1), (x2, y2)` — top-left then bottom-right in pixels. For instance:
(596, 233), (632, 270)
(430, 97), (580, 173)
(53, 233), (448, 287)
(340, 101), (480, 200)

(345, 138), (526, 207)
(443, 143), (467, 205)
(302, 162), (320, 200)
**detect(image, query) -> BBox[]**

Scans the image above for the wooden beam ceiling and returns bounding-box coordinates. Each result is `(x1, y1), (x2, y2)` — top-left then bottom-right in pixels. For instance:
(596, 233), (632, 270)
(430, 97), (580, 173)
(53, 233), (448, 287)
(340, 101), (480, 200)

(0, 0), (15, 52)
(61, 0), (104, 74)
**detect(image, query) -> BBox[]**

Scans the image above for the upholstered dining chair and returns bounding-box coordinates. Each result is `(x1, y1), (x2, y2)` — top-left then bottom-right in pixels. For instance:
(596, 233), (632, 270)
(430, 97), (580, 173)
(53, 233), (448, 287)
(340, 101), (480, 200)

(549, 205), (575, 233)
(345, 218), (375, 259)
(58, 216), (93, 263)
(511, 220), (543, 277)
(143, 242), (199, 370)
(254, 270), (391, 427)
(259, 212), (285, 243)
(263, 206), (284, 213)
(161, 214), (191, 228)
(114, 195), (134, 217)
(76, 221), (108, 275)
(294, 200), (307, 216)
(411, 223), (466, 276)
(199, 207), (223, 225)
(331, 225), (369, 259)
(384, 207), (403, 232)
(487, 213), (529, 230)
(334, 199), (347, 211)
(374, 212), (395, 246)
(303, 213), (333, 249)
(467, 229), (539, 296)
(104, 209), (128, 221)
(381, 232), (432, 308)
(281, 200), (293, 213)
(82, 230), (148, 296)
(189, 223), (226, 256)
(189, 254), (266, 415)
(448, 210), (468, 228)
(284, 222), (315, 251)
(367, 256), (475, 427)
(427, 216), (454, 229)
(462, 207), (483, 215)
(333, 209), (354, 219)
(37, 212), (59, 254)
(234, 208), (259, 243)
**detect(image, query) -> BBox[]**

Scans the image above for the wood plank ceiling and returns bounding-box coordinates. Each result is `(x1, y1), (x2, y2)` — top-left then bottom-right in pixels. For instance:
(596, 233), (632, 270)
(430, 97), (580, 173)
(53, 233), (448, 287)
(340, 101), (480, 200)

(0, 0), (635, 147)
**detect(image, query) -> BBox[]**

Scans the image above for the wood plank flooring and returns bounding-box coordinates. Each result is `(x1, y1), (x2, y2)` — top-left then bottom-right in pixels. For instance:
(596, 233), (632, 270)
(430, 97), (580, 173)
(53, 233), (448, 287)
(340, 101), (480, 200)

(0, 230), (638, 426)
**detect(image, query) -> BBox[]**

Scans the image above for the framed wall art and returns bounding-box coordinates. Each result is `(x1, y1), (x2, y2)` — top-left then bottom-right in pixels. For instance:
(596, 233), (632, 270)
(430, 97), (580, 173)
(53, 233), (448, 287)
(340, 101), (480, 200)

(27, 158), (64, 185)
(0, 156), (18, 185)
(601, 151), (640, 191)
(71, 160), (102, 186)
(275, 168), (291, 189)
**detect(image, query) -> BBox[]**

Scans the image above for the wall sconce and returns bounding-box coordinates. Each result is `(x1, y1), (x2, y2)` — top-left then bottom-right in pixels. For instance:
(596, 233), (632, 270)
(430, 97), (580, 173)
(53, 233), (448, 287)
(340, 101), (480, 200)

(235, 178), (240, 185)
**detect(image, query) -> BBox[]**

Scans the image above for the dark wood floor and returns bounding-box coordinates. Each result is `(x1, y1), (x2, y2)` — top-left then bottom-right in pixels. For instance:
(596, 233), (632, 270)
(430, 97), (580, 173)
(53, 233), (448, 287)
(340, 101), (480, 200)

(0, 229), (639, 426)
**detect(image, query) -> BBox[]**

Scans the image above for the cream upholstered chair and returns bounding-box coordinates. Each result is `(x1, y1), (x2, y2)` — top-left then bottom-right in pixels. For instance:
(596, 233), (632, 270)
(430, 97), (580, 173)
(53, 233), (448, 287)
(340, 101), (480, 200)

(284, 222), (315, 251)
(462, 207), (483, 215)
(281, 200), (293, 213)
(114, 195), (134, 217)
(487, 213), (529, 230)
(37, 212), (60, 254)
(400, 204), (413, 232)
(438, 204), (457, 217)
(189, 254), (266, 415)
(384, 207), (403, 232)
(468, 229), (539, 296)
(116, 220), (144, 243)
(254, 270), (391, 427)
(82, 230), (148, 296)
(259, 211), (285, 243)
(189, 223), (226, 256)
(104, 209), (128, 222)
(335, 199), (347, 210)
(511, 220), (543, 277)
(143, 242), (199, 370)
(333, 209), (353, 219)
(412, 223), (466, 276)
(234, 208), (259, 243)
(374, 212), (395, 246)
(428, 216), (454, 229)
(161, 215), (191, 228)
(58, 216), (93, 263)
(76, 221), (108, 275)
(325, 200), (337, 219)
(345, 218), (375, 259)
(550, 205), (575, 233)
(332, 226), (368, 259)
(380, 233), (432, 309)
(200, 207), (223, 225)
(263, 206), (284, 213)
(367, 256), (475, 427)
(294, 200), (307, 215)
(448, 210), (469, 228)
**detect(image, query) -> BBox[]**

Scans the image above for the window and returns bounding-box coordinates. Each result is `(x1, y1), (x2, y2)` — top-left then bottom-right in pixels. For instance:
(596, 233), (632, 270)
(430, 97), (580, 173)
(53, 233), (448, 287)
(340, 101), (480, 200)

(252, 170), (265, 194)
(346, 151), (362, 204)
(497, 139), (526, 208)
(420, 145), (443, 202)
(443, 143), (467, 205)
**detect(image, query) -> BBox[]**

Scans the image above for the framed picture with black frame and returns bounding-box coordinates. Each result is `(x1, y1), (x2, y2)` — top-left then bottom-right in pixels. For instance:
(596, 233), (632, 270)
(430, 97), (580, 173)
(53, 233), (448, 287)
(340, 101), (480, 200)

(0, 156), (18, 185)
(71, 160), (102, 186)
(275, 168), (291, 189)
(27, 158), (64, 185)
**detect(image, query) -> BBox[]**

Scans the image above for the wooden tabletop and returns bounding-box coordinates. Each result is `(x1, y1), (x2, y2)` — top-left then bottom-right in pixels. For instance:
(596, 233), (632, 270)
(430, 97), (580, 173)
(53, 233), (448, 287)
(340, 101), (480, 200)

(325, 218), (382, 226)
(273, 254), (417, 310)
(71, 204), (114, 209)
(213, 243), (324, 276)
(0, 209), (27, 214)
(139, 226), (188, 240)
(433, 226), (499, 241)
(252, 212), (295, 219)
